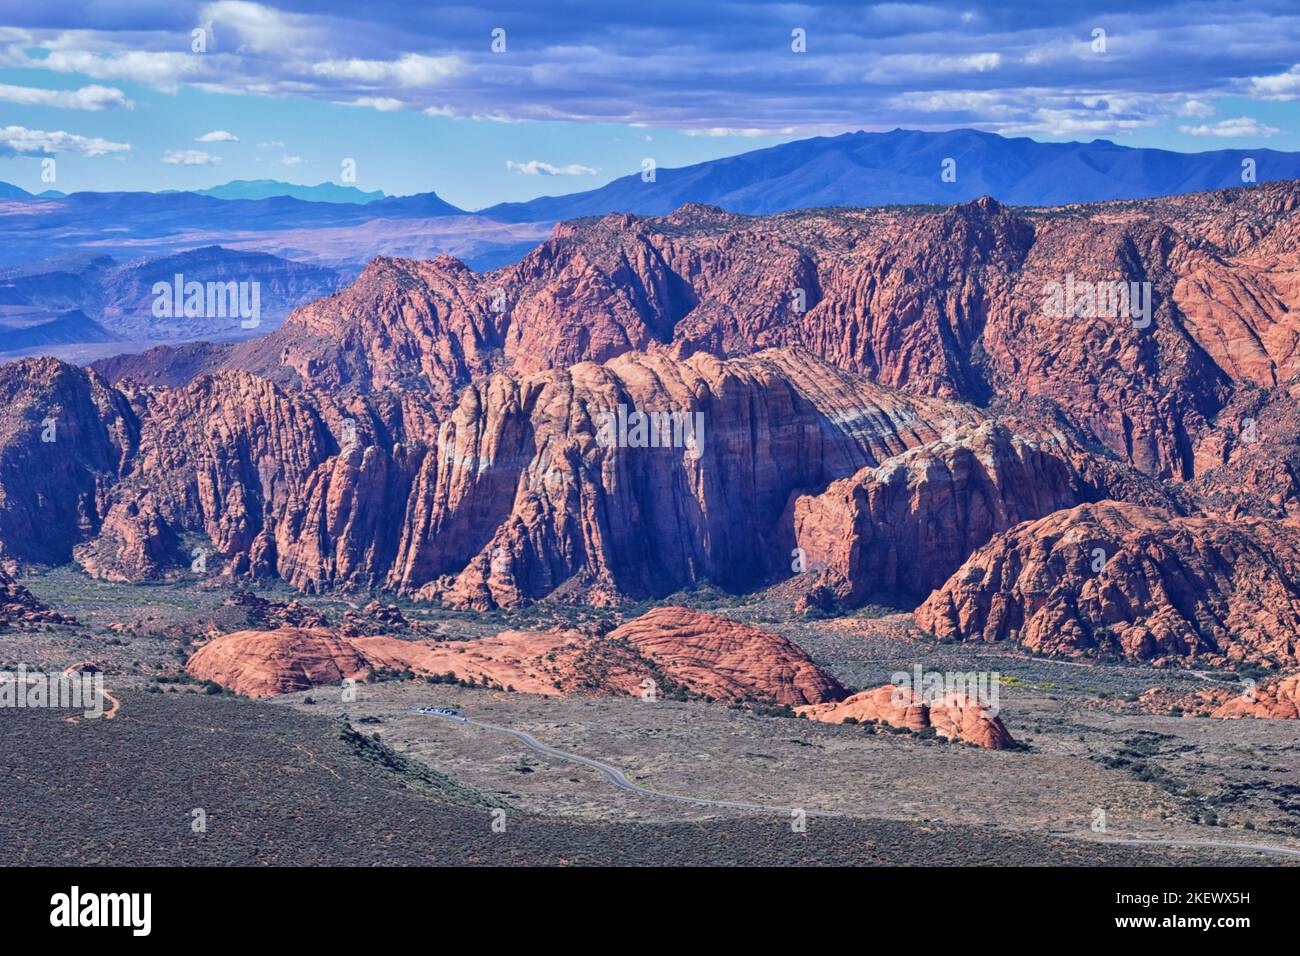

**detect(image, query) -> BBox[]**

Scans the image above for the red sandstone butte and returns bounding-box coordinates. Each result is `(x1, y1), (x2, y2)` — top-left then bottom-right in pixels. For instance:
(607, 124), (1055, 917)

(797, 684), (1017, 750)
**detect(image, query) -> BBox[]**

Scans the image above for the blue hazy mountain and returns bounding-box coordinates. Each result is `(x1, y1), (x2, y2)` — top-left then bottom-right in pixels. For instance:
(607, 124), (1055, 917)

(196, 179), (387, 204)
(477, 128), (1300, 221)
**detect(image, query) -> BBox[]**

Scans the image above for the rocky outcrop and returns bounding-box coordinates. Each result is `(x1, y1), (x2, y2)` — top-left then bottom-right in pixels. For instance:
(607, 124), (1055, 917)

(0, 358), (136, 568)
(185, 627), (372, 697)
(1211, 675), (1300, 719)
(224, 589), (330, 630)
(1190, 379), (1300, 518)
(0, 568), (76, 630)
(605, 606), (846, 706)
(797, 684), (1017, 749)
(915, 501), (1300, 667)
(30, 348), (993, 605)
(187, 607), (845, 705)
(12, 184), (1300, 631)
(339, 600), (412, 637)
(787, 421), (1118, 605)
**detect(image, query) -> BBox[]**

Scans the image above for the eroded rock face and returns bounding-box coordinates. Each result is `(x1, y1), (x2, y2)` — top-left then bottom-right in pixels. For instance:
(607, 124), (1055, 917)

(605, 606), (846, 706)
(914, 501), (1300, 667)
(1190, 379), (1300, 519)
(0, 358), (136, 568)
(185, 183), (1300, 484)
(24, 349), (995, 606)
(1211, 675), (1300, 719)
(788, 421), (1112, 605)
(185, 627), (372, 697)
(797, 684), (1017, 749)
(187, 607), (845, 706)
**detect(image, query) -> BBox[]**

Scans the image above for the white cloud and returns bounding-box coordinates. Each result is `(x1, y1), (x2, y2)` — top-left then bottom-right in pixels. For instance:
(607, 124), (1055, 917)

(257, 140), (285, 148)
(684, 127), (794, 137)
(1248, 65), (1300, 101)
(196, 129), (239, 142)
(1177, 99), (1216, 118)
(506, 160), (599, 176)
(868, 51), (1002, 80)
(0, 82), (132, 110)
(1179, 116), (1279, 138)
(38, 49), (202, 88)
(342, 96), (404, 112)
(163, 148), (222, 165)
(202, 0), (316, 53)
(278, 154), (304, 166)
(313, 53), (463, 87)
(0, 125), (130, 156)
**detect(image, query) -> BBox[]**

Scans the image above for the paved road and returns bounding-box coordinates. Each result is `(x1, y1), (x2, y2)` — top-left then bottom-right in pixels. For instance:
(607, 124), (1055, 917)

(415, 709), (836, 818)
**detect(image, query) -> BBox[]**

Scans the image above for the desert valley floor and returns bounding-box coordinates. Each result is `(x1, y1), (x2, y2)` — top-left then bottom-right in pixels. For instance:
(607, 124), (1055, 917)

(4, 570), (1298, 867)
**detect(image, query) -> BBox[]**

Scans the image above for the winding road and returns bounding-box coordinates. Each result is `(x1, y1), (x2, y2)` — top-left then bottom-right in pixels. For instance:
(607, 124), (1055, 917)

(415, 708), (836, 817)
(413, 707), (1300, 859)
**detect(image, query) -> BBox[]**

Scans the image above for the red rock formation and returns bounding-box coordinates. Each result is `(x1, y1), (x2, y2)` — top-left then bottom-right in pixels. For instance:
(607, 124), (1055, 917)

(0, 358), (136, 567)
(186, 607), (845, 706)
(915, 501), (1300, 667)
(1211, 675), (1300, 719)
(797, 684), (1017, 749)
(224, 589), (331, 629)
(185, 627), (372, 697)
(31, 348), (998, 605)
(174, 182), (1300, 484)
(788, 421), (1103, 604)
(11, 184), (1300, 639)
(605, 606), (846, 706)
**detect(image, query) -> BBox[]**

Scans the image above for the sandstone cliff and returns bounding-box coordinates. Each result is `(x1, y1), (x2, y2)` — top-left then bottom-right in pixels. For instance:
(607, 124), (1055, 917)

(914, 501), (1300, 667)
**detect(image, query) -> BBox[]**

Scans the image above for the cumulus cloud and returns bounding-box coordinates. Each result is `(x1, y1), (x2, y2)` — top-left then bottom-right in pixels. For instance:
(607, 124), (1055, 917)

(277, 154), (304, 166)
(1177, 99), (1216, 118)
(1179, 116), (1280, 138)
(38, 50), (203, 89)
(0, 83), (132, 110)
(342, 96), (404, 111)
(313, 53), (463, 87)
(203, 0), (319, 53)
(1247, 65), (1300, 101)
(162, 148), (221, 165)
(506, 160), (598, 176)
(0, 125), (130, 156)
(195, 129), (239, 142)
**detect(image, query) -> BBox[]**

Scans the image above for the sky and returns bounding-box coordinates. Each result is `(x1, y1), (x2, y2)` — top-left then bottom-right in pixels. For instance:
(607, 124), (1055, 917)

(0, 1), (1299, 210)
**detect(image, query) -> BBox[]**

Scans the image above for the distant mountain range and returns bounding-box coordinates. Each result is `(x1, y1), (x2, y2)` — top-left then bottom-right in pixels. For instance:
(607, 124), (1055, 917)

(0, 181), (65, 199)
(478, 128), (1300, 220)
(194, 180), (387, 204)
(6, 128), (1299, 228)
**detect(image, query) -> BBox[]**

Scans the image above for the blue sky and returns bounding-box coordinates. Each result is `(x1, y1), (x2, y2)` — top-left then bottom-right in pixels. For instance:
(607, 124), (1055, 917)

(1, 1), (1299, 209)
